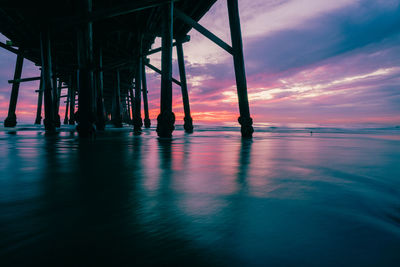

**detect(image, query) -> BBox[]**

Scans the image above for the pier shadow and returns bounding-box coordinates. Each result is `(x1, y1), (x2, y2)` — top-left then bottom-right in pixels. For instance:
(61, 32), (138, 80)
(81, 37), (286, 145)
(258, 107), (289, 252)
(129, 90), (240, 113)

(2, 133), (224, 266)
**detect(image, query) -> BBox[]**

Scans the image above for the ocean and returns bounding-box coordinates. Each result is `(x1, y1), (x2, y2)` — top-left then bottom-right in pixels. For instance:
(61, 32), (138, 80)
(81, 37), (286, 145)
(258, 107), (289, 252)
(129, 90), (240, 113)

(0, 124), (399, 266)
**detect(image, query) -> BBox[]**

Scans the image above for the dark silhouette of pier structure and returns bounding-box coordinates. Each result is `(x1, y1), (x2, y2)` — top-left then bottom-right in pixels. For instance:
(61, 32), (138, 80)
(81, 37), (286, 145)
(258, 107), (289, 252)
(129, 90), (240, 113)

(0, 0), (254, 138)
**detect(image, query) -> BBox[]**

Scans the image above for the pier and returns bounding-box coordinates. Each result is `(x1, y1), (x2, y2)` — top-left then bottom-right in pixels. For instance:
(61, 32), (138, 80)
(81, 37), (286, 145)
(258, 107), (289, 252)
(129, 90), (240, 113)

(0, 0), (253, 137)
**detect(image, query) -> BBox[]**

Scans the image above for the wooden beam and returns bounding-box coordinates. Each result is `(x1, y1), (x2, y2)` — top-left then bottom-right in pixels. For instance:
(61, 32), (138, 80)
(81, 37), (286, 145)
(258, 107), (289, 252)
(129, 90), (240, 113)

(176, 41), (193, 132)
(4, 49), (24, 127)
(133, 56), (143, 132)
(113, 70), (123, 127)
(0, 41), (39, 64)
(146, 36), (189, 55)
(8, 76), (41, 84)
(0, 41), (19, 54)
(103, 60), (132, 71)
(76, 0), (96, 136)
(157, 2), (175, 138)
(69, 72), (76, 125)
(40, 29), (56, 133)
(147, 44), (169, 56)
(145, 62), (181, 86)
(174, 8), (233, 54)
(129, 86), (135, 124)
(63, 84), (70, 125)
(96, 47), (106, 130)
(227, 0), (253, 138)
(142, 60), (151, 128)
(34, 72), (43, 125)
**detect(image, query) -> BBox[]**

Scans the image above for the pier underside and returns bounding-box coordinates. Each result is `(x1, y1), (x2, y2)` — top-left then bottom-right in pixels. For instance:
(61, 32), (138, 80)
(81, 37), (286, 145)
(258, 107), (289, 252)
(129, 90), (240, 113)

(0, 0), (253, 137)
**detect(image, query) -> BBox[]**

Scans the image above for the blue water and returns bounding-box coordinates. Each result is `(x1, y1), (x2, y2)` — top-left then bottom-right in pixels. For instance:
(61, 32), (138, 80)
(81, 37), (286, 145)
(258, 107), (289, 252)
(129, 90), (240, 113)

(0, 124), (399, 266)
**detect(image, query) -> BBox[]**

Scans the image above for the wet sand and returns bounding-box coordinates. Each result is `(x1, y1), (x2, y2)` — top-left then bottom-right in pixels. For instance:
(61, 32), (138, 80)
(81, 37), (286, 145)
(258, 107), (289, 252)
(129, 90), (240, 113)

(1, 125), (399, 266)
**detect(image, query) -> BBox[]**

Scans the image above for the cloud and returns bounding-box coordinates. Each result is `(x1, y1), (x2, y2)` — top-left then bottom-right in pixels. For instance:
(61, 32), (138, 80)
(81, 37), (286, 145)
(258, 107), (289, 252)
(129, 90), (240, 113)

(244, 1), (400, 74)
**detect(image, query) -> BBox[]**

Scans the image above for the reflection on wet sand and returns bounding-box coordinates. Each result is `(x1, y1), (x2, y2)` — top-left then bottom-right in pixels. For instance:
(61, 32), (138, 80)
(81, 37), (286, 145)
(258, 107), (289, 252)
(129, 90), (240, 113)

(1, 128), (400, 266)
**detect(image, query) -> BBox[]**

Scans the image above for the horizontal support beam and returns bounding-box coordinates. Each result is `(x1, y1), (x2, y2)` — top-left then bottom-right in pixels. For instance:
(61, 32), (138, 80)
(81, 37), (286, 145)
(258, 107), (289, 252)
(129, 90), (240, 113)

(8, 76), (41, 84)
(147, 42), (176, 56)
(147, 35), (190, 56)
(1, 42), (40, 64)
(145, 62), (181, 87)
(174, 8), (233, 55)
(35, 88), (69, 93)
(0, 41), (19, 54)
(103, 61), (132, 71)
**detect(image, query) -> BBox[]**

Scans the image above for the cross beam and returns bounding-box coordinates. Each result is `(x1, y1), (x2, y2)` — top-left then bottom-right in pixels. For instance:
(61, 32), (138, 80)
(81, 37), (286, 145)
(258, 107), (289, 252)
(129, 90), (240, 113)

(0, 41), (19, 54)
(147, 42), (177, 56)
(145, 62), (181, 87)
(8, 76), (41, 84)
(174, 8), (233, 55)
(147, 35), (190, 56)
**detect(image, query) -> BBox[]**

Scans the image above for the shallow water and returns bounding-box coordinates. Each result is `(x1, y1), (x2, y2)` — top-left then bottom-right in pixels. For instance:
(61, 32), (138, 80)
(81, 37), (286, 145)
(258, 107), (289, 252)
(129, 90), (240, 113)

(1, 125), (400, 266)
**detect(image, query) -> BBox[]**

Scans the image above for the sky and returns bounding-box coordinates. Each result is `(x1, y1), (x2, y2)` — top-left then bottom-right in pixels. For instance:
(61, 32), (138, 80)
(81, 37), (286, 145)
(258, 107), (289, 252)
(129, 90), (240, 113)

(1, 0), (400, 126)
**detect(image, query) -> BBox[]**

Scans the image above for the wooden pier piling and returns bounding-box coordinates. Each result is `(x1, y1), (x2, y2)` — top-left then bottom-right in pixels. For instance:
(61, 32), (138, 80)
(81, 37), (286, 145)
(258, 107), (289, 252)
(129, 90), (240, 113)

(34, 72), (44, 125)
(96, 47), (106, 130)
(133, 56), (143, 133)
(69, 72), (77, 125)
(76, 0), (96, 137)
(55, 79), (62, 128)
(40, 29), (56, 133)
(113, 70), (123, 128)
(4, 50), (24, 127)
(129, 87), (135, 125)
(176, 39), (193, 133)
(64, 82), (70, 125)
(142, 60), (151, 128)
(227, 0), (253, 138)
(157, 2), (175, 138)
